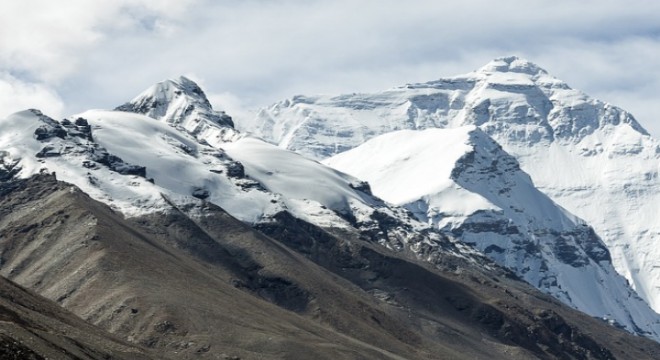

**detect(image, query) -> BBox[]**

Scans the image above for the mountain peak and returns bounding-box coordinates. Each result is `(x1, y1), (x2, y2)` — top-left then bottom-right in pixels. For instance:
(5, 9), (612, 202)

(115, 76), (234, 129)
(165, 76), (210, 104)
(114, 76), (239, 145)
(476, 56), (549, 77)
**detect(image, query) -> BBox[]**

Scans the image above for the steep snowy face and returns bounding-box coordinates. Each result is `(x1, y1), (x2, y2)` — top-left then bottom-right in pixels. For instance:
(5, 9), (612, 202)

(220, 137), (375, 226)
(253, 56), (660, 314)
(106, 79), (475, 262)
(253, 56), (647, 160)
(325, 127), (660, 339)
(116, 76), (240, 146)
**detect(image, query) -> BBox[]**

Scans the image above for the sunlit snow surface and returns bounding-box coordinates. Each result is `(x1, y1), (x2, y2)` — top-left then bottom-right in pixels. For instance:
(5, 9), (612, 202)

(0, 110), (168, 216)
(80, 109), (392, 231)
(221, 137), (381, 228)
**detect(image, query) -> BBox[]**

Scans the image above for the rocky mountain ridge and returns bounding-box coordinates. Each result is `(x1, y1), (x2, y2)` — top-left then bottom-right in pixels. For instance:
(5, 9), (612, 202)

(251, 56), (648, 159)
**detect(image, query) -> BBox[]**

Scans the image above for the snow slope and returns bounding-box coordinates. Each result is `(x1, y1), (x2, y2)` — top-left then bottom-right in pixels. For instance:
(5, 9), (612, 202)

(253, 56), (660, 314)
(221, 137), (375, 228)
(326, 126), (660, 338)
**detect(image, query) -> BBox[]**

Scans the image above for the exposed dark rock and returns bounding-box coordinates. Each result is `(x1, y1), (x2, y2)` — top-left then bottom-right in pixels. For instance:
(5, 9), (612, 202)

(485, 244), (506, 254)
(233, 275), (310, 313)
(35, 146), (61, 158)
(0, 254), (151, 359)
(225, 161), (245, 178)
(62, 117), (93, 140)
(0, 334), (45, 360)
(133, 203), (312, 314)
(255, 208), (639, 360)
(0, 153), (21, 182)
(154, 320), (177, 334)
(82, 160), (97, 169)
(116, 96), (159, 114)
(74, 118), (88, 127)
(191, 187), (210, 200)
(0, 174), (658, 359)
(575, 226), (612, 263)
(453, 218), (520, 236)
(33, 125), (66, 141)
(349, 180), (373, 196)
(91, 150), (146, 177)
(553, 236), (588, 267)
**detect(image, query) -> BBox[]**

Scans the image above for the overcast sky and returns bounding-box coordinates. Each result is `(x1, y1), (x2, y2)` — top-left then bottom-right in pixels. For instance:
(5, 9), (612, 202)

(2, 0), (660, 136)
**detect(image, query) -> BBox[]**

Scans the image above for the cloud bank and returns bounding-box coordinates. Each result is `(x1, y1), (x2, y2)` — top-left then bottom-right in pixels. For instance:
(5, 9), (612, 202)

(1, 0), (660, 135)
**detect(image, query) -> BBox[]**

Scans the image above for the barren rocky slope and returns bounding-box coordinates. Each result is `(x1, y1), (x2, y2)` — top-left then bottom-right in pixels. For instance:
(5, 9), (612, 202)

(0, 174), (659, 359)
(0, 265), (152, 359)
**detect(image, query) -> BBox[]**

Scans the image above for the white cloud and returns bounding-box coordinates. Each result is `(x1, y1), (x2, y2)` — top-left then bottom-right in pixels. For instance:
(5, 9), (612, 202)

(0, 73), (64, 118)
(1, 0), (659, 135)
(0, 0), (197, 82)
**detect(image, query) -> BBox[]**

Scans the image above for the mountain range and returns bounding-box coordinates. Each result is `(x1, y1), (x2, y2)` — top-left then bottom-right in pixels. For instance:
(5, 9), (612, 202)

(252, 55), (660, 329)
(0, 57), (659, 359)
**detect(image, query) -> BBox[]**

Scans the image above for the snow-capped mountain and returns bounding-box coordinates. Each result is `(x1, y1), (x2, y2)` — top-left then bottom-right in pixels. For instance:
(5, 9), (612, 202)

(2, 73), (660, 345)
(251, 56), (660, 315)
(325, 125), (660, 337)
(0, 78), (481, 289)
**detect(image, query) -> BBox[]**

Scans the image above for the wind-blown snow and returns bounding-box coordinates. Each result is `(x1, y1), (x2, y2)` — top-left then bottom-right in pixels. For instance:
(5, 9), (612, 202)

(78, 109), (278, 222)
(0, 110), (167, 216)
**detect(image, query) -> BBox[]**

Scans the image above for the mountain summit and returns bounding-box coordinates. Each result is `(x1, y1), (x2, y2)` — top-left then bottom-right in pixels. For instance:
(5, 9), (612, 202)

(252, 56), (648, 159)
(325, 125), (660, 338)
(116, 76), (239, 145)
(475, 56), (550, 76)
